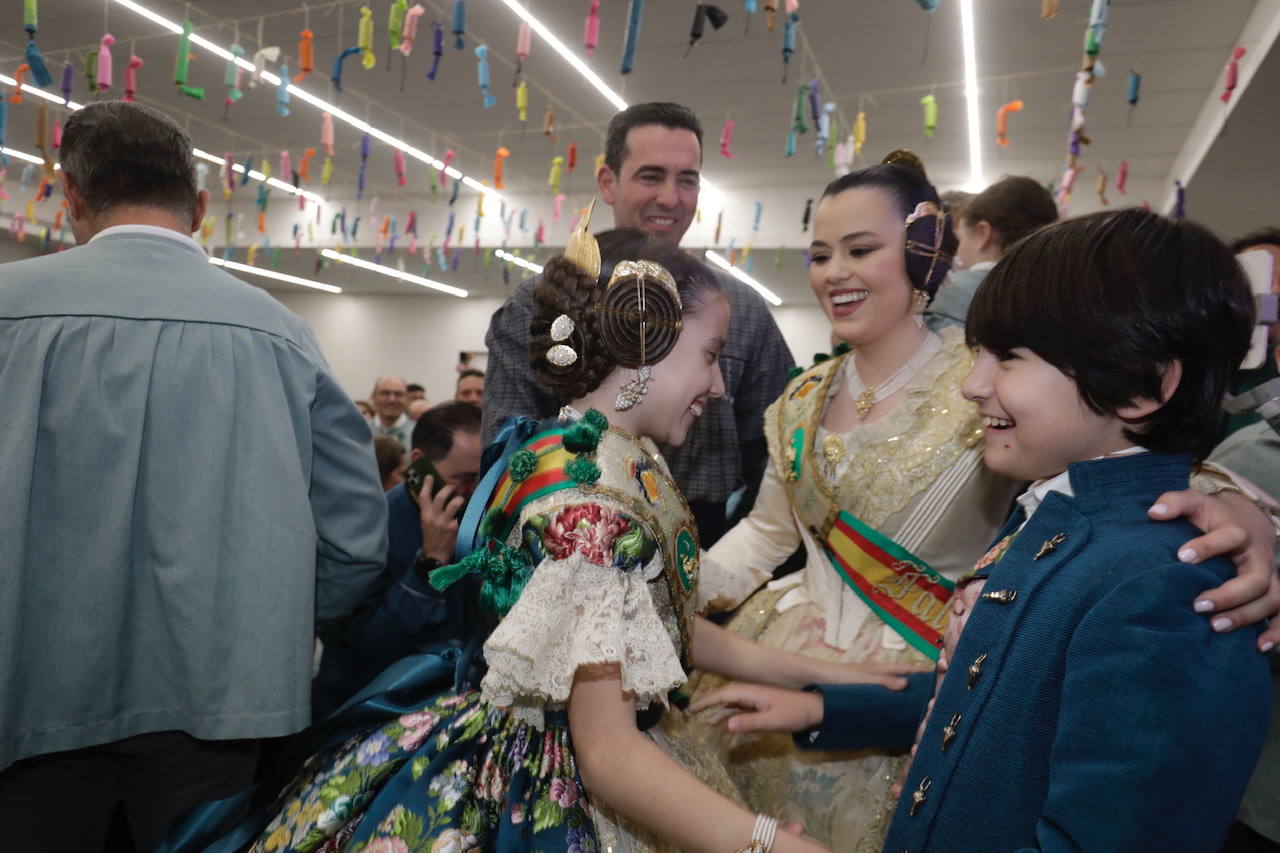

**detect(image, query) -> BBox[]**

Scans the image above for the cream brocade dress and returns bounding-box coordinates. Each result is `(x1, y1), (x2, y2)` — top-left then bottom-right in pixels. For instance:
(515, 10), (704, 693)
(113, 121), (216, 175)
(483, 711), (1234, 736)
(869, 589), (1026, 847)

(688, 326), (1021, 852)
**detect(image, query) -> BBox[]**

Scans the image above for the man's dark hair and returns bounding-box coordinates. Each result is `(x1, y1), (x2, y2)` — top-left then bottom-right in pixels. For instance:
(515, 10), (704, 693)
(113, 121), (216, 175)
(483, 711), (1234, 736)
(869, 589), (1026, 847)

(456, 369), (485, 385)
(603, 102), (703, 178)
(411, 401), (482, 460)
(1231, 227), (1280, 254)
(406, 382), (425, 394)
(59, 101), (198, 221)
(966, 208), (1255, 460)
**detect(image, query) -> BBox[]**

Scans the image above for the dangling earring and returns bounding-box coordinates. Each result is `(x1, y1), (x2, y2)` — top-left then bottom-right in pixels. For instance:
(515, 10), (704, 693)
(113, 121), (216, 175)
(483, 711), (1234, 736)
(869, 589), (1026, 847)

(614, 365), (652, 411)
(912, 288), (929, 327)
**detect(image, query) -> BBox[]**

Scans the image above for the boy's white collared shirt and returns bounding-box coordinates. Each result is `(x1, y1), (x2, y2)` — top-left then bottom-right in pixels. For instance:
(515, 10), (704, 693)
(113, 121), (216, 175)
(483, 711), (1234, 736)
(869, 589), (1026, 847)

(1014, 446), (1148, 527)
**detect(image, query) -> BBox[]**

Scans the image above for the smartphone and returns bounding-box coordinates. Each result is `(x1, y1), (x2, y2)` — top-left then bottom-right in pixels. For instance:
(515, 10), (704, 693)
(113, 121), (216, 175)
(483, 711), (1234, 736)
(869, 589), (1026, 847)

(405, 454), (446, 500)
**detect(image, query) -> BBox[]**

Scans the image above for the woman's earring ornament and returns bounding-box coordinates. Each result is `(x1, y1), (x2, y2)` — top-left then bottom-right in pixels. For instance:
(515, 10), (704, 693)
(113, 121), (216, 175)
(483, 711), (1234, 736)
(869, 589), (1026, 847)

(550, 313), (575, 341)
(614, 365), (652, 411)
(547, 344), (578, 367)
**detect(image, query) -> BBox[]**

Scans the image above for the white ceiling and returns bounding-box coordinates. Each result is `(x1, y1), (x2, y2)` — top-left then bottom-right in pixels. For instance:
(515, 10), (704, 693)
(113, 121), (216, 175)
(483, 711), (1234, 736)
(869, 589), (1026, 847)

(0, 0), (1270, 301)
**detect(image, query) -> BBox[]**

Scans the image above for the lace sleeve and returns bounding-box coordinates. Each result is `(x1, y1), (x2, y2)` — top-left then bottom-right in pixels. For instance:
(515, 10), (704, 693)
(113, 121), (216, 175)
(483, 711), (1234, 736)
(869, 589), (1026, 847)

(480, 551), (687, 728)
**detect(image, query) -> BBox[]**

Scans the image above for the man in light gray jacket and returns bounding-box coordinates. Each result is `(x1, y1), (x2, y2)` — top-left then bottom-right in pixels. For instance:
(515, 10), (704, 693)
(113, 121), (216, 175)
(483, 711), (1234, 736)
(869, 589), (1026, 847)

(0, 101), (388, 852)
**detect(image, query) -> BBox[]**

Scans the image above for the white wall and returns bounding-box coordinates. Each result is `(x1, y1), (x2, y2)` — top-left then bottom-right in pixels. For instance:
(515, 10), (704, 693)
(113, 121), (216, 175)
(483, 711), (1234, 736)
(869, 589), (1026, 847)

(271, 292), (833, 403)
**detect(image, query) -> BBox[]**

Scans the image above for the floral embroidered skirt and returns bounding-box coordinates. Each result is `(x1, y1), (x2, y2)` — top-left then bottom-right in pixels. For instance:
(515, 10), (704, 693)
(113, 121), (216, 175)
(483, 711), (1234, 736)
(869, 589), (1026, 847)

(249, 691), (598, 853)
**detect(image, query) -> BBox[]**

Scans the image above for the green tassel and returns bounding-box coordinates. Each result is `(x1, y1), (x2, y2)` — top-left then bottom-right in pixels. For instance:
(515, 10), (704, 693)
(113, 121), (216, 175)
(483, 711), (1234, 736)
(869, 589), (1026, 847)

(477, 544), (533, 616)
(787, 365), (804, 381)
(833, 341), (851, 356)
(566, 456), (601, 485)
(582, 409), (609, 433)
(507, 449), (537, 482)
(563, 419), (602, 453)
(813, 352), (831, 364)
(428, 548), (488, 591)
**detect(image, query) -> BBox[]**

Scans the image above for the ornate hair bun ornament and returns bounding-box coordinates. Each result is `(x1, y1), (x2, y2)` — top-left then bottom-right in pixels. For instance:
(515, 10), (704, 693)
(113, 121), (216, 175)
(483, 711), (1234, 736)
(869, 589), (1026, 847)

(882, 148), (928, 177)
(904, 200), (952, 292)
(562, 198), (602, 280)
(599, 260), (683, 369)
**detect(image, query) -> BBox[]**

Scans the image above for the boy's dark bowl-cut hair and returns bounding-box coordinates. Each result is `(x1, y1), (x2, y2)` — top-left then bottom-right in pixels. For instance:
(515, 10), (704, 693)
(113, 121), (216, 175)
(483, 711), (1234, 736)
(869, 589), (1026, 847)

(966, 208), (1255, 461)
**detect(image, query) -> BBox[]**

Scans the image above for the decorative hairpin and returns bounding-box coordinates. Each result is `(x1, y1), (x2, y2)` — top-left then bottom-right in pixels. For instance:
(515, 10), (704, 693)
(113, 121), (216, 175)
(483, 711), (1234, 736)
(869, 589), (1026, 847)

(546, 313), (578, 367)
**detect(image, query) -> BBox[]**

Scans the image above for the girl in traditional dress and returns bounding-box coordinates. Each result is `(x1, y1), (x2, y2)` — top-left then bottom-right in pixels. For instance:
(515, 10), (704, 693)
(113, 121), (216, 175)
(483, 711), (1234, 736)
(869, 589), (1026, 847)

(165, 222), (915, 853)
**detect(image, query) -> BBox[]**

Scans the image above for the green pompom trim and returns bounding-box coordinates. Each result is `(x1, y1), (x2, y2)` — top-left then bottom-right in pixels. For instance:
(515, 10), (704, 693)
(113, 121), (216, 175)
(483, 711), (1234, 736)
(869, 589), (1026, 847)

(478, 506), (506, 540)
(507, 450), (537, 482)
(812, 352), (831, 364)
(833, 341), (851, 357)
(582, 408), (609, 432)
(787, 365), (804, 382)
(563, 420), (602, 454)
(565, 455), (601, 485)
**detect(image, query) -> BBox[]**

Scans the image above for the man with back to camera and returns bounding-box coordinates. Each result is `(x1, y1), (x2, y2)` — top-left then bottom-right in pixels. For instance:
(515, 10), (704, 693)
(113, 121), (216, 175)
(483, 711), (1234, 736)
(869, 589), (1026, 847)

(0, 101), (388, 851)
(483, 102), (795, 544)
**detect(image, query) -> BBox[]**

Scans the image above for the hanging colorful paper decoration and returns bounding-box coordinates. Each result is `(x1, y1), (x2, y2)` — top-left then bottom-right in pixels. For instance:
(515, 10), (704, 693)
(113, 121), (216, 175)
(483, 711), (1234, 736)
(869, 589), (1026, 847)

(250, 46), (280, 88)
(515, 79), (529, 131)
(785, 83), (807, 156)
(427, 21), (445, 80)
(174, 18), (205, 99)
(331, 46), (362, 91)
(995, 100), (1023, 147)
(322, 156), (334, 184)
(1041, 0), (1058, 18)
(475, 45), (496, 107)
(1221, 46), (1246, 103)
(719, 119), (735, 158)
(400, 6), (425, 55)
(293, 30), (315, 83)
(584, 0), (601, 56)
(544, 106), (556, 140)
(621, 0), (645, 75)
(276, 65), (291, 116)
(1126, 69), (1141, 122)
(1171, 180), (1186, 218)
(780, 12), (798, 82)
(21, 2), (51, 89)
(919, 94), (938, 137)
(223, 44), (246, 116)
(514, 20), (532, 82)
(299, 147), (316, 182)
(764, 0), (778, 31)
(238, 155), (253, 187)
(223, 153), (235, 198)
(124, 54), (143, 102)
(685, 5), (729, 57)
(565, 143), (578, 174)
(852, 109), (867, 158)
(834, 132), (854, 175)
(548, 155), (564, 193)
(84, 48), (99, 95)
(493, 146), (510, 189)
(553, 193), (566, 222)
(9, 67), (29, 104)
(1083, 0), (1108, 65)
(389, 0), (408, 53)
(357, 133), (371, 198)
(593, 152), (606, 176)
(97, 34), (115, 91)
(452, 1), (468, 49)
(59, 60), (73, 104)
(801, 197), (812, 232)
(1115, 160), (1129, 194)
(279, 151), (292, 184)
(449, 176), (461, 204)
(315, 117), (333, 162)
(816, 102), (835, 156)
(51, 118), (61, 148)
(1096, 166), (1108, 206)
(916, 0), (940, 10)
(357, 6), (377, 70)
(394, 149), (407, 186)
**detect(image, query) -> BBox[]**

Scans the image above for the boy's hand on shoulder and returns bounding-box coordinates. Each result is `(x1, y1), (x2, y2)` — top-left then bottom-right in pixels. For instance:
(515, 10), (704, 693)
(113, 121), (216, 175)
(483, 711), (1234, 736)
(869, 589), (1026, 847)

(1149, 488), (1280, 652)
(687, 683), (824, 735)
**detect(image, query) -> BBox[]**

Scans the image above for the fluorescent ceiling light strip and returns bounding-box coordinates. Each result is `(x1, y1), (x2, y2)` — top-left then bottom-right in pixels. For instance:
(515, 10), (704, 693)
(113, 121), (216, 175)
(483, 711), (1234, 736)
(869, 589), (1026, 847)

(321, 248), (467, 298)
(110, 0), (501, 201)
(210, 255), (342, 293)
(704, 250), (782, 306)
(495, 249), (544, 274)
(498, 0), (627, 111)
(959, 0), (985, 191)
(1, 146), (47, 166)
